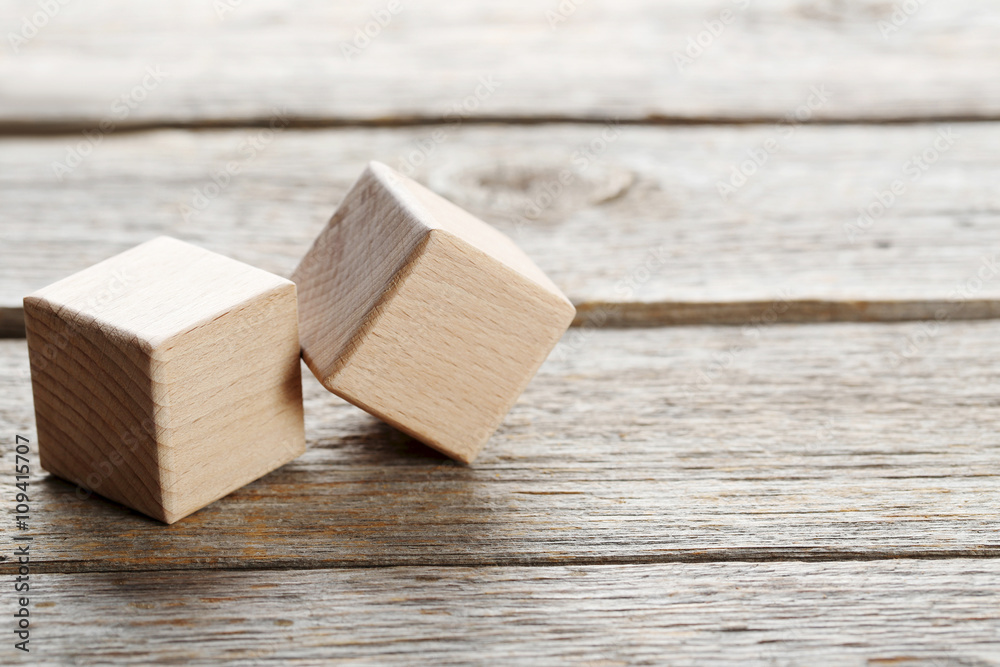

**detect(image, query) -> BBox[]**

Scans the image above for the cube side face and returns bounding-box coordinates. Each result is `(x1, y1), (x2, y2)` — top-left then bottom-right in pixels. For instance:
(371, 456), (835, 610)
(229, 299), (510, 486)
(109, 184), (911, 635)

(293, 168), (430, 386)
(153, 284), (305, 523)
(24, 297), (166, 521)
(330, 230), (576, 463)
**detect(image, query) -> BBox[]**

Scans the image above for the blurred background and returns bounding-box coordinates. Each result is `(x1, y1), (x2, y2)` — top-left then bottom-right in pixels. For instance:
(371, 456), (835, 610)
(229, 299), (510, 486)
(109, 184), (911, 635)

(1, 0), (999, 330)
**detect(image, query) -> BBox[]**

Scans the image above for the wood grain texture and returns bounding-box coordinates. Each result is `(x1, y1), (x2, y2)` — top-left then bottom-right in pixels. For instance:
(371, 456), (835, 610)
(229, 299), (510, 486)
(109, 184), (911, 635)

(3, 123), (1000, 335)
(6, 561), (1000, 665)
(4, 1), (997, 661)
(294, 162), (574, 462)
(1, 0), (998, 128)
(23, 237), (305, 523)
(2, 319), (999, 572)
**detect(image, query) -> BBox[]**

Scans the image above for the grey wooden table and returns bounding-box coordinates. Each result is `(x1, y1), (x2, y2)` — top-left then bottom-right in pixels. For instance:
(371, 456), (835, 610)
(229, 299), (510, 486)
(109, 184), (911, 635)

(1, 0), (999, 664)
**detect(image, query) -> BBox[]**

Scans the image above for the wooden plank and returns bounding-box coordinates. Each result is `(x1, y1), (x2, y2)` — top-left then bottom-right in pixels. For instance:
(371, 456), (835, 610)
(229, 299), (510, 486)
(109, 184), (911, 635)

(6, 561), (1000, 664)
(1, 0), (999, 127)
(2, 321), (999, 573)
(3, 123), (1000, 335)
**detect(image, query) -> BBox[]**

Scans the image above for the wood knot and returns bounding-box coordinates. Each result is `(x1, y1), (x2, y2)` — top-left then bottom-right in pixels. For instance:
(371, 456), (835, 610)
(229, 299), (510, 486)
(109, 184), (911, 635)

(426, 159), (634, 227)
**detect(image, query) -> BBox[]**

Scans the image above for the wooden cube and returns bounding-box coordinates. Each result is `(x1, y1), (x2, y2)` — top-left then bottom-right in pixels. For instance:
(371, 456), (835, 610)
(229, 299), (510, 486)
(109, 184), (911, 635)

(293, 161), (575, 463)
(23, 237), (306, 523)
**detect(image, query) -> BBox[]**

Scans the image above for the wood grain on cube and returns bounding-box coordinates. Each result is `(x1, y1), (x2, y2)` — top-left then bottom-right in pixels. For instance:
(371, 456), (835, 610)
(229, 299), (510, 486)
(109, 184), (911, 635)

(294, 162), (574, 463)
(23, 237), (305, 523)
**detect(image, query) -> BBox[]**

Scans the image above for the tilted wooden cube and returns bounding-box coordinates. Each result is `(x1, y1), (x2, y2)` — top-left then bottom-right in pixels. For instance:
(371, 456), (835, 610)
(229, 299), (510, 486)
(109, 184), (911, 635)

(293, 161), (575, 463)
(24, 237), (306, 523)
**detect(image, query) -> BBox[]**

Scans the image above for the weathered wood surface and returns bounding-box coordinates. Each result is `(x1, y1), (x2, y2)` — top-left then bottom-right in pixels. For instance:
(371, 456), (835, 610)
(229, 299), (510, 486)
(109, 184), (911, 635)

(6, 561), (1000, 665)
(3, 321), (999, 573)
(3, 123), (1000, 335)
(2, 0), (999, 128)
(2, 0), (997, 663)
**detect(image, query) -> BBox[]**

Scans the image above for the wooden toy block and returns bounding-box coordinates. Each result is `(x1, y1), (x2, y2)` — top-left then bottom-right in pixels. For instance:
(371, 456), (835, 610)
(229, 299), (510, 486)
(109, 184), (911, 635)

(292, 161), (576, 463)
(23, 236), (306, 524)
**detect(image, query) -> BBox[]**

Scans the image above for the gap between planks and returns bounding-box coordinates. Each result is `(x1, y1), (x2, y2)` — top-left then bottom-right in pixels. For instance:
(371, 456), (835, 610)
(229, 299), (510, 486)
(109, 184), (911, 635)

(7, 299), (1000, 339)
(3, 114), (1000, 137)
(3, 550), (1000, 577)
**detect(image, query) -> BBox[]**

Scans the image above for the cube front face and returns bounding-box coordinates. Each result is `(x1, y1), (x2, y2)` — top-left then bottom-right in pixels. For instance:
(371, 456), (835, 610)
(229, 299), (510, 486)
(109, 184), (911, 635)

(329, 230), (576, 463)
(153, 284), (305, 522)
(25, 237), (306, 523)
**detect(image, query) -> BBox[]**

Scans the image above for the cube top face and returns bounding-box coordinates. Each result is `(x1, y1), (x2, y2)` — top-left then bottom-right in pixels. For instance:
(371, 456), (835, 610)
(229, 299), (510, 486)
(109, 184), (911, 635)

(26, 236), (294, 350)
(368, 161), (568, 298)
(24, 237), (305, 523)
(294, 162), (575, 463)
